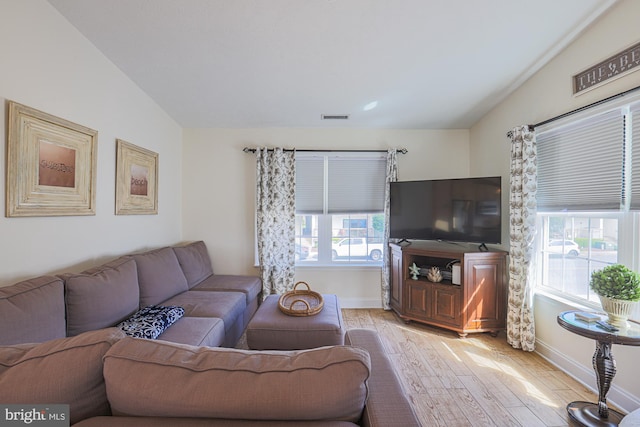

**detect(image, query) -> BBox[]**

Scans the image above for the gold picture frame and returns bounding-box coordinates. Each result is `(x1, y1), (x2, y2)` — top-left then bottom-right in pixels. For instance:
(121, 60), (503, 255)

(115, 139), (158, 215)
(6, 101), (98, 217)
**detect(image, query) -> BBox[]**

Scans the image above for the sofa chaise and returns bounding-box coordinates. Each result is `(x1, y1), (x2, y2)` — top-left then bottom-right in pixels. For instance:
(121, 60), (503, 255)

(0, 327), (421, 426)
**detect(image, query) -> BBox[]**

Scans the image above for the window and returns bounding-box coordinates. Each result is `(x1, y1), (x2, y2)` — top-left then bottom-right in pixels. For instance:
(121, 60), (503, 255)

(536, 94), (640, 314)
(295, 153), (386, 265)
(538, 213), (621, 305)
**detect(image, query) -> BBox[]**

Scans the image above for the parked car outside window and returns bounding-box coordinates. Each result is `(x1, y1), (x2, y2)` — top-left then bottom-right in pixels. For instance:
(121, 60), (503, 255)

(331, 237), (383, 261)
(547, 239), (580, 257)
(295, 243), (309, 261)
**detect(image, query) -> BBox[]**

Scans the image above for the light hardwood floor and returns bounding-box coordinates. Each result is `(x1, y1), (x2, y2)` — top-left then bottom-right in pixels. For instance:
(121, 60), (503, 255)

(342, 308), (610, 427)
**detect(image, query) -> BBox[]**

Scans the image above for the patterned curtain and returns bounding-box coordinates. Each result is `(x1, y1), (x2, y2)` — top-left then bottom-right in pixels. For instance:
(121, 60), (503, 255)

(507, 125), (537, 351)
(381, 148), (399, 310)
(256, 147), (296, 298)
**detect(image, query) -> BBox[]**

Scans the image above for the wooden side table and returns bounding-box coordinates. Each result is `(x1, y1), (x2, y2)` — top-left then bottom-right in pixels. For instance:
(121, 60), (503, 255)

(557, 310), (640, 426)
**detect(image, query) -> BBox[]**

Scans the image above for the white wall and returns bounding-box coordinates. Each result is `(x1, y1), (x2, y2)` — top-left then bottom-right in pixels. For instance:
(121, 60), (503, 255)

(0, 0), (183, 285)
(470, 0), (640, 412)
(182, 128), (470, 307)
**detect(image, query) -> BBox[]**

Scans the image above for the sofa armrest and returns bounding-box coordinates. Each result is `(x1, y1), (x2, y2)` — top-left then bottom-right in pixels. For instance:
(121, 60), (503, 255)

(345, 329), (421, 427)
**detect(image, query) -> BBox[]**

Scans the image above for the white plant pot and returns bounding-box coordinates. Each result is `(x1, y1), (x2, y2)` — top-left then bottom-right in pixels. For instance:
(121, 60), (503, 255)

(599, 295), (636, 328)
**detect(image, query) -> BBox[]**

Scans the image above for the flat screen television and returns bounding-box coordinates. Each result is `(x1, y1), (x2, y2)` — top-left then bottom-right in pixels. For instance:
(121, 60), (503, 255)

(389, 176), (502, 244)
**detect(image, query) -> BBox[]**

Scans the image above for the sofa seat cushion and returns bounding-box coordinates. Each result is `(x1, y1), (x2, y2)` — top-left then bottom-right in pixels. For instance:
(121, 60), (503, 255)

(156, 317), (225, 347)
(161, 291), (246, 332)
(0, 275), (65, 345)
(0, 328), (124, 425)
(74, 417), (359, 426)
(172, 241), (214, 288)
(103, 338), (370, 422)
(192, 274), (262, 304)
(61, 257), (140, 336)
(132, 247), (189, 307)
(117, 305), (185, 339)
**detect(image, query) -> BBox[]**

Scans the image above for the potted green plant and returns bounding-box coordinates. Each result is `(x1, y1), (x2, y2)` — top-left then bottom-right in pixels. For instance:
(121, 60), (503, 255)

(590, 264), (640, 327)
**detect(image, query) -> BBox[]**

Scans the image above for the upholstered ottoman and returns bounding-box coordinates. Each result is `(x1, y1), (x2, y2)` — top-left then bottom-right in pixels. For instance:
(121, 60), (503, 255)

(246, 293), (344, 350)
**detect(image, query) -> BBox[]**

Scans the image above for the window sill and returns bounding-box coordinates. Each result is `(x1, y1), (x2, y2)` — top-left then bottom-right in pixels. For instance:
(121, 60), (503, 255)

(295, 263), (382, 269)
(535, 288), (640, 322)
(535, 288), (600, 312)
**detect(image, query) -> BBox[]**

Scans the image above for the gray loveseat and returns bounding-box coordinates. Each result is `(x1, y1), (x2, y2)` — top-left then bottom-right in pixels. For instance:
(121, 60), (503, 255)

(0, 240), (420, 426)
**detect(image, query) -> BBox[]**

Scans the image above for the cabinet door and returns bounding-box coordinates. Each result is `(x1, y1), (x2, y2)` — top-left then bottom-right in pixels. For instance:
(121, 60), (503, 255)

(406, 280), (430, 319)
(432, 284), (461, 326)
(464, 256), (506, 331)
(390, 247), (403, 312)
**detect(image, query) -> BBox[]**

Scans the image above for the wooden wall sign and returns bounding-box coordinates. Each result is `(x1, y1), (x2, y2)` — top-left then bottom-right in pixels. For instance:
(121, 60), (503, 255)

(573, 41), (640, 95)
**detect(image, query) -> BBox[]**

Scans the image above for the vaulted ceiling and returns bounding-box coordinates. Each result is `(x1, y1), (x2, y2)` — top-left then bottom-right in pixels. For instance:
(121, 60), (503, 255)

(48, 0), (616, 129)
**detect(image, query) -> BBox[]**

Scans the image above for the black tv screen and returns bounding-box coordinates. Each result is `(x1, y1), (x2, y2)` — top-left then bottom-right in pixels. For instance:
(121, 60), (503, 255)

(389, 176), (502, 244)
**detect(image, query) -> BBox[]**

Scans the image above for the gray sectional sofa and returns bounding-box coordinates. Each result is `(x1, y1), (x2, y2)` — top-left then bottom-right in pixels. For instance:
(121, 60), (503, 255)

(0, 240), (421, 426)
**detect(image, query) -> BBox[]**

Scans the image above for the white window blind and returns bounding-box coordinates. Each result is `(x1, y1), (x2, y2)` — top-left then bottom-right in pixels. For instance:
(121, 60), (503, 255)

(631, 103), (640, 210)
(537, 109), (625, 211)
(295, 154), (386, 214)
(327, 157), (386, 213)
(295, 157), (325, 214)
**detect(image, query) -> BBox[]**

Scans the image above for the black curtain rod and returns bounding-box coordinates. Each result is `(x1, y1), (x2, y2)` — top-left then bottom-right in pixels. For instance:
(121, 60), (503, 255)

(506, 83), (640, 138)
(243, 147), (408, 154)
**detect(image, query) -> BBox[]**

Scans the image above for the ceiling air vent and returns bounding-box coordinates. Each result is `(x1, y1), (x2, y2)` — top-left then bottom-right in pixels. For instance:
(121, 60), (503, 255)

(321, 114), (350, 120)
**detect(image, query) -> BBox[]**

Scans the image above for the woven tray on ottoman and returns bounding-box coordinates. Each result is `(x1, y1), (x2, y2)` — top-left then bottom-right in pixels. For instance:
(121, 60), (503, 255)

(246, 293), (344, 350)
(278, 281), (324, 316)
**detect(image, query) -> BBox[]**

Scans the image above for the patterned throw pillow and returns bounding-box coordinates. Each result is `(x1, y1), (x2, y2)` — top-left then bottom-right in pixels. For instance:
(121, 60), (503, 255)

(117, 305), (185, 339)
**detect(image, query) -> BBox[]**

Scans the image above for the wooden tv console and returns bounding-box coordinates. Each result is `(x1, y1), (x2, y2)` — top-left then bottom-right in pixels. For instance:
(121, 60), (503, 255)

(389, 241), (508, 337)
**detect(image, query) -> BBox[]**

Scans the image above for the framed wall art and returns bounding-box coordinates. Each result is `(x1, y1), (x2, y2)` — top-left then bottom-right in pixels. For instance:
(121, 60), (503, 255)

(6, 101), (98, 217)
(115, 139), (158, 215)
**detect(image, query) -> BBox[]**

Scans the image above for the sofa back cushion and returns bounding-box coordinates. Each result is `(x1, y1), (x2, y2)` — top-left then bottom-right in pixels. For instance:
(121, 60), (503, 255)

(104, 338), (370, 422)
(0, 328), (124, 425)
(62, 257), (140, 336)
(173, 241), (214, 288)
(0, 276), (65, 345)
(132, 247), (189, 307)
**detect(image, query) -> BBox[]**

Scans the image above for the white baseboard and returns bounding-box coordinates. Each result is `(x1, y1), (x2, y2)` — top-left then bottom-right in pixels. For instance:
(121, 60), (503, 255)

(535, 337), (640, 414)
(339, 298), (382, 309)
